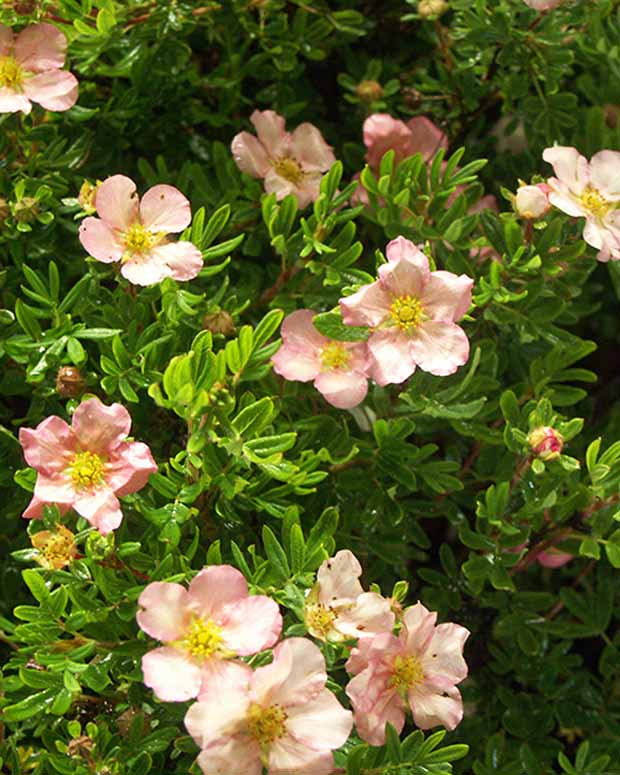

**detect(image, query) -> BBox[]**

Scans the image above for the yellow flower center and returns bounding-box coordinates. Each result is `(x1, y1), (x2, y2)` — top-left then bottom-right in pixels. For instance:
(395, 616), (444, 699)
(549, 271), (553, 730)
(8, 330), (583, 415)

(305, 602), (337, 639)
(69, 451), (105, 489)
(273, 156), (304, 184)
(31, 526), (77, 570)
(390, 295), (424, 331)
(579, 186), (610, 219)
(182, 618), (224, 659)
(320, 341), (351, 370)
(0, 56), (24, 90)
(122, 223), (159, 256)
(247, 702), (288, 747)
(391, 655), (424, 690)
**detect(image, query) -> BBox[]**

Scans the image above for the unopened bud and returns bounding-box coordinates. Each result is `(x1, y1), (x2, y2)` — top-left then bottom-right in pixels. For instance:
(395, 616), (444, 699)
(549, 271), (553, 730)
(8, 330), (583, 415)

(56, 366), (85, 398)
(528, 426), (563, 460)
(418, 0), (449, 17)
(202, 310), (235, 336)
(12, 197), (39, 224)
(31, 525), (77, 570)
(356, 80), (384, 103)
(78, 180), (100, 214)
(515, 183), (551, 219)
(14, 1), (37, 13)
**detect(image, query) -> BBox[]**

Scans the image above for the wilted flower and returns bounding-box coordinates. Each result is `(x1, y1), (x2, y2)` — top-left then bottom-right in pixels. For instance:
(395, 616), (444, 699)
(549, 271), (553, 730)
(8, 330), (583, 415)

(304, 550), (394, 642)
(19, 397), (157, 535)
(0, 23), (78, 114)
(231, 109), (336, 208)
(137, 565), (282, 703)
(515, 183), (551, 219)
(346, 602), (469, 745)
(56, 366), (85, 398)
(339, 237), (472, 385)
(78, 180), (100, 215)
(202, 310), (235, 336)
(30, 524), (77, 569)
(543, 146), (620, 262)
(79, 175), (203, 286)
(528, 426), (564, 460)
(184, 638), (353, 775)
(271, 309), (370, 409)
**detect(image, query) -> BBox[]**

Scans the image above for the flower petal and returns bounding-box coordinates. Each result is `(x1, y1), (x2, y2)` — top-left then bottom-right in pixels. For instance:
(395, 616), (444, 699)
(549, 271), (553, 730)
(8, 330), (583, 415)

(589, 150), (620, 201)
(188, 565), (249, 619)
(291, 123), (336, 172)
(94, 175), (139, 230)
(33, 472), (75, 506)
(366, 329), (416, 386)
(420, 622), (469, 684)
(72, 398), (131, 453)
(271, 309), (325, 381)
(106, 441), (157, 497)
(221, 595), (282, 655)
(285, 688), (352, 751)
(148, 241), (204, 282)
(250, 109), (289, 157)
(406, 116), (448, 161)
(78, 217), (124, 263)
(137, 581), (192, 641)
(269, 738), (336, 775)
(72, 488), (123, 534)
(335, 592), (395, 640)
(408, 684), (463, 731)
(316, 550), (364, 604)
(142, 647), (203, 702)
(19, 415), (75, 473)
(378, 253), (429, 298)
(264, 169), (298, 201)
(15, 23), (67, 71)
(0, 25), (14, 57)
(339, 281), (392, 327)
(231, 131), (271, 178)
(385, 236), (430, 271)
(139, 185), (191, 232)
(363, 113), (412, 169)
(196, 738), (262, 775)
(251, 637), (326, 708)
(271, 344), (321, 382)
(409, 320), (470, 376)
(402, 602), (437, 654)
(0, 88), (32, 114)
(23, 70), (78, 111)
(120, 256), (168, 286)
(542, 146), (589, 196)
(23, 495), (69, 520)
(537, 549), (573, 568)
(314, 369), (368, 409)
(293, 173), (323, 209)
(547, 188), (585, 218)
(420, 271), (473, 322)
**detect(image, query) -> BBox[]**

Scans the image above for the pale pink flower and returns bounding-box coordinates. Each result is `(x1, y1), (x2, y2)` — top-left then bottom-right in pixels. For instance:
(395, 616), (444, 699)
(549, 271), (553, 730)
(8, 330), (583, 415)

(231, 110), (336, 208)
(18, 397), (157, 535)
(363, 114), (448, 171)
(185, 637), (353, 775)
(339, 237), (472, 386)
(137, 565), (282, 703)
(537, 547), (572, 568)
(346, 602), (469, 745)
(0, 23), (78, 114)
(271, 309), (370, 409)
(515, 183), (551, 219)
(543, 146), (620, 262)
(523, 0), (562, 9)
(79, 175), (203, 286)
(304, 550), (394, 643)
(528, 425), (563, 460)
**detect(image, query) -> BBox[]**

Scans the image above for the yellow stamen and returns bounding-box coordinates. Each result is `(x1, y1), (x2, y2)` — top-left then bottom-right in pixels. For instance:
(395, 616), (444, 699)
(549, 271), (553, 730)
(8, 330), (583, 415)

(68, 451), (105, 489)
(390, 295), (424, 331)
(182, 618), (224, 659)
(31, 526), (77, 570)
(247, 702), (287, 747)
(391, 655), (424, 691)
(579, 186), (610, 219)
(122, 223), (159, 256)
(0, 56), (24, 90)
(320, 342), (351, 370)
(305, 602), (337, 640)
(273, 156), (304, 185)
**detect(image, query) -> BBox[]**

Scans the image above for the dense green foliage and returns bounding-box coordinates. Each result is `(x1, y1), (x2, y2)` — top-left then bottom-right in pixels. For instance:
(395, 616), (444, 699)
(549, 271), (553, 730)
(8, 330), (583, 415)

(2, 1), (620, 774)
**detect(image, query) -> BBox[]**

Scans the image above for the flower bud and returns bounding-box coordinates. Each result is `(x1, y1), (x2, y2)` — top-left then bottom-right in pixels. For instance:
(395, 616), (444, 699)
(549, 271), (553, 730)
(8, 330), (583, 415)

(202, 310), (235, 336)
(12, 197), (39, 224)
(78, 180), (100, 214)
(528, 426), (564, 460)
(56, 366), (85, 398)
(515, 183), (551, 219)
(418, 0), (449, 17)
(356, 80), (384, 103)
(14, 1), (38, 13)
(31, 525), (77, 570)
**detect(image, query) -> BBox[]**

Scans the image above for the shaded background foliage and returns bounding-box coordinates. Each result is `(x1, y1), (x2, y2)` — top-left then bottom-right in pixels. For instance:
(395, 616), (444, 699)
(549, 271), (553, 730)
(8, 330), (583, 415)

(2, 0), (620, 774)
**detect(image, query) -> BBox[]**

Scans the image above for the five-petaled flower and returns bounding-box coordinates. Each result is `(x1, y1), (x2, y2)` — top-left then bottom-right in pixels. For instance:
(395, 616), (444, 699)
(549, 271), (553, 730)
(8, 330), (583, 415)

(271, 309), (370, 409)
(345, 602), (469, 745)
(137, 565), (282, 703)
(304, 550), (394, 643)
(339, 237), (473, 385)
(78, 175), (203, 286)
(18, 397), (157, 535)
(184, 637), (353, 775)
(231, 110), (336, 208)
(0, 23), (78, 114)
(543, 146), (620, 262)
(363, 113), (448, 171)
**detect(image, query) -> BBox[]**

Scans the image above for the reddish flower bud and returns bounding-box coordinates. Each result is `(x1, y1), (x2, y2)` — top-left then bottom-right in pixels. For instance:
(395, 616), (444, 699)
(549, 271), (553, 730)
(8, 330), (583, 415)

(528, 426), (564, 460)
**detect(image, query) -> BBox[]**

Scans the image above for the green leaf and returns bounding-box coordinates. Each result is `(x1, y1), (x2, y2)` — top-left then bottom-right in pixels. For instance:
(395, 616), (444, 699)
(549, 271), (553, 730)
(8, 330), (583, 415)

(262, 525), (290, 582)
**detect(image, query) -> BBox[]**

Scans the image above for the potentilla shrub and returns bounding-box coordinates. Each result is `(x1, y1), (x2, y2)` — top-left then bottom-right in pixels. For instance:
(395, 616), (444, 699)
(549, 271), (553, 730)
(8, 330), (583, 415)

(2, 1), (620, 775)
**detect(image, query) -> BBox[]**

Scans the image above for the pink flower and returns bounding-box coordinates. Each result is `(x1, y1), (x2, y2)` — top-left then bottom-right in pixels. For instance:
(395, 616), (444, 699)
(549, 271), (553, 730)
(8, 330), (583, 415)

(231, 110), (336, 208)
(0, 23), (78, 114)
(543, 146), (620, 262)
(363, 114), (448, 171)
(18, 397), (157, 535)
(345, 602), (469, 745)
(528, 425), (564, 460)
(137, 565), (282, 703)
(184, 638), (353, 775)
(515, 183), (551, 219)
(537, 547), (572, 568)
(339, 237), (472, 386)
(304, 550), (394, 643)
(523, 0), (562, 9)
(271, 309), (370, 409)
(78, 175), (203, 286)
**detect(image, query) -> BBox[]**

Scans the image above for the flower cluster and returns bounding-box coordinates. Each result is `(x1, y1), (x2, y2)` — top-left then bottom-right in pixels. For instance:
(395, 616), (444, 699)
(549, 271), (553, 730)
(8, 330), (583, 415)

(272, 236), (473, 408)
(135, 554), (469, 773)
